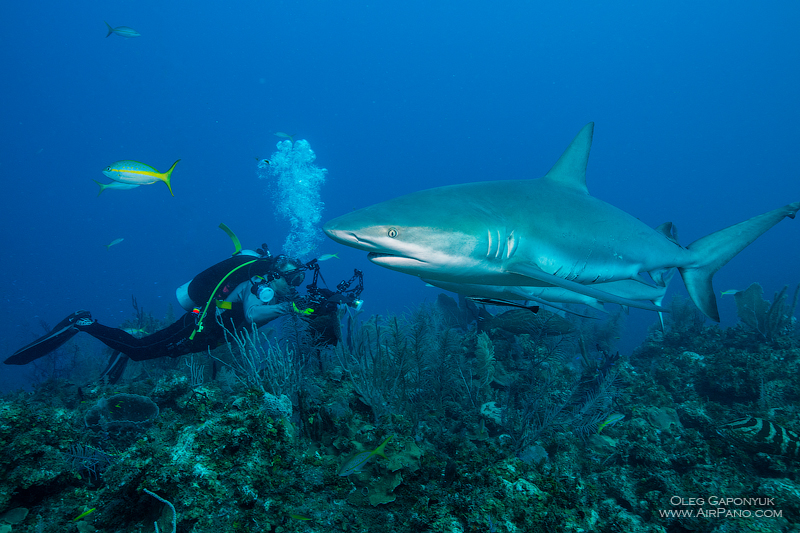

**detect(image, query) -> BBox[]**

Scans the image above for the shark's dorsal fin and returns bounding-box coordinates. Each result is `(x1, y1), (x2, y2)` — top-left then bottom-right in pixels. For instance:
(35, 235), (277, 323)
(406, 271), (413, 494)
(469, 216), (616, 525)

(542, 122), (594, 194)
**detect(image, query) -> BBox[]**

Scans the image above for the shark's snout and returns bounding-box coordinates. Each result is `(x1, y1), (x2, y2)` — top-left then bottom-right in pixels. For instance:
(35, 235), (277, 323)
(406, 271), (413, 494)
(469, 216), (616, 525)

(322, 218), (338, 236)
(323, 228), (350, 246)
(322, 217), (349, 243)
(322, 222), (337, 239)
(323, 215), (372, 250)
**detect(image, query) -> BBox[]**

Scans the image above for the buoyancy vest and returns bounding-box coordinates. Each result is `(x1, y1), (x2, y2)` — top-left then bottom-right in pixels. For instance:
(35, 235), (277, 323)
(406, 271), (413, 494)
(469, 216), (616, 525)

(181, 254), (275, 340)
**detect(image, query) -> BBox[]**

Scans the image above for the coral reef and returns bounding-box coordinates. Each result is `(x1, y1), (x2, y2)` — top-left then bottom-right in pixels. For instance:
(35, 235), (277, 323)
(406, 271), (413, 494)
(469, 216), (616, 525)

(733, 283), (799, 346)
(1, 288), (799, 532)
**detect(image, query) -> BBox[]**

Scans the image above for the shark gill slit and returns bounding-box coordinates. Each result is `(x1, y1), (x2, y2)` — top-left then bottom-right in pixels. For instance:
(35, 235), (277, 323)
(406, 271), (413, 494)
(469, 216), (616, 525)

(496, 229), (504, 259)
(506, 230), (517, 259)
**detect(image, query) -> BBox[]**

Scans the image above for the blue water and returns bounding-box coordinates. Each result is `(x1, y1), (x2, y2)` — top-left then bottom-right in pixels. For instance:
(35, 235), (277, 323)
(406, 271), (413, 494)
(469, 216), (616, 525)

(1, 1), (798, 389)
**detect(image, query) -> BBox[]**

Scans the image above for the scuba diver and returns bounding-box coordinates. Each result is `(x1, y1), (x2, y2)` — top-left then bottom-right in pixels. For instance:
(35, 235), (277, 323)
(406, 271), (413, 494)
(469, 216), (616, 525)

(4, 227), (363, 384)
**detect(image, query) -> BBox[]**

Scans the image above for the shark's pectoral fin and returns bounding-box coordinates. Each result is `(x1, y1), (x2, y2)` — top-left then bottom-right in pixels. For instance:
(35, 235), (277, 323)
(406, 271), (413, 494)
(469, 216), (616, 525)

(506, 263), (667, 313)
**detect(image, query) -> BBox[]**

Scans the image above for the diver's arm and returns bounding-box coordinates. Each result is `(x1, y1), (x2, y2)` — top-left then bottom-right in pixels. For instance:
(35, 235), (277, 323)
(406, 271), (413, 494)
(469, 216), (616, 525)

(229, 281), (292, 327)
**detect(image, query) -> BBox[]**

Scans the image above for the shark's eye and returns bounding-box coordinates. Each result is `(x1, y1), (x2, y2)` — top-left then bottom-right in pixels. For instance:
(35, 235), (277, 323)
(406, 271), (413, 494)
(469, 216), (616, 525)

(387, 227), (398, 238)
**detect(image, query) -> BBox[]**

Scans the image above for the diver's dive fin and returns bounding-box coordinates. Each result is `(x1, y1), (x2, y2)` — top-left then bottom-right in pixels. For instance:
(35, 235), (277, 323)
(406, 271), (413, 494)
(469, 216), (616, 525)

(99, 350), (129, 384)
(3, 311), (90, 365)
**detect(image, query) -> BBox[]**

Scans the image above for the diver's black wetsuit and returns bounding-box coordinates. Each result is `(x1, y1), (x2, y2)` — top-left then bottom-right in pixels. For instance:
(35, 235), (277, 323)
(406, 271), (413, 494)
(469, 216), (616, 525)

(3, 253), (357, 384)
(76, 307), (245, 361)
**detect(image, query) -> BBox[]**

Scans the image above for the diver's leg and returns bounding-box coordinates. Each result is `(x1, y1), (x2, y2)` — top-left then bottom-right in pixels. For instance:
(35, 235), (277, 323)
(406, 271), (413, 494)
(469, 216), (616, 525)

(77, 313), (203, 361)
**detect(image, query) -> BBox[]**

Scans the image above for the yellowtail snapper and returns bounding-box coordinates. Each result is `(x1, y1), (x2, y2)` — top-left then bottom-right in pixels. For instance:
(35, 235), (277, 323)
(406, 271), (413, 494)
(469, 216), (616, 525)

(122, 327), (148, 337)
(338, 436), (392, 476)
(274, 132), (296, 143)
(597, 413), (625, 433)
(73, 508), (96, 521)
(104, 238), (124, 250)
(93, 179), (140, 196)
(105, 21), (141, 38)
(103, 159), (180, 196)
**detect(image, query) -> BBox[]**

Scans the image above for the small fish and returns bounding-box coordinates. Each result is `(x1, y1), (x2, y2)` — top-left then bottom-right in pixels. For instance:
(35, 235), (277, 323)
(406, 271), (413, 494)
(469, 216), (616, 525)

(597, 413), (625, 433)
(338, 436), (392, 476)
(104, 21), (141, 38)
(720, 290), (739, 296)
(289, 514), (311, 521)
(122, 327), (148, 337)
(275, 132), (296, 143)
(317, 253), (339, 261)
(103, 160), (179, 196)
(93, 179), (141, 196)
(468, 297), (539, 314)
(105, 238), (124, 250)
(73, 508), (96, 521)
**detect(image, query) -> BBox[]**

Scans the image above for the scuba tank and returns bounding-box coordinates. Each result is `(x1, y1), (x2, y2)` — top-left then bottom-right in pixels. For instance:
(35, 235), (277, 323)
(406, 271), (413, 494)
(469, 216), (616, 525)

(175, 251), (263, 312)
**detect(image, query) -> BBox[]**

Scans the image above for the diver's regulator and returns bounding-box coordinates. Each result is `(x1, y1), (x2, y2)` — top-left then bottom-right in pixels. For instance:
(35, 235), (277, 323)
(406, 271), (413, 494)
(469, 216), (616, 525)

(250, 277), (275, 303)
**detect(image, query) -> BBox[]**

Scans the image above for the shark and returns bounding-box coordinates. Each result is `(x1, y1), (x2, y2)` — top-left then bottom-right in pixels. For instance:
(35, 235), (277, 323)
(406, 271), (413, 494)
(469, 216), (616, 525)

(323, 123), (799, 321)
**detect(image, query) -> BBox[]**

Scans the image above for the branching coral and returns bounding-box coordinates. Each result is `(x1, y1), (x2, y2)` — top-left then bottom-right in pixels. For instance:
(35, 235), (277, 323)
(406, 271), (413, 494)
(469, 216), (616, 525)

(734, 282), (798, 343)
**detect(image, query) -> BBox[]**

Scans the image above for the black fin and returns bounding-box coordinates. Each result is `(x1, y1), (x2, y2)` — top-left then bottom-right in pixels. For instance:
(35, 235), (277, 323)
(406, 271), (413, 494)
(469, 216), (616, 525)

(99, 350), (129, 384)
(4, 311), (88, 365)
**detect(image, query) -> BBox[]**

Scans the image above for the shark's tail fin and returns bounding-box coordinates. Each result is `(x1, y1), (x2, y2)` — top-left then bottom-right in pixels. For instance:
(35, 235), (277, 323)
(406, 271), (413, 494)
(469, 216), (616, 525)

(680, 201), (799, 321)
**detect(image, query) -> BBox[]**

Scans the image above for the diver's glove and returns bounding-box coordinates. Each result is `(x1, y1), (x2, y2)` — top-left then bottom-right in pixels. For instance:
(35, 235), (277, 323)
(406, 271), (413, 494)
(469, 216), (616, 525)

(292, 302), (316, 316)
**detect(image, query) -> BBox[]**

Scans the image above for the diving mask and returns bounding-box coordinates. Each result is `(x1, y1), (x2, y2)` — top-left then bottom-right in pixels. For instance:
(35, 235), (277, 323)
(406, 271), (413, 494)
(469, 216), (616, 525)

(282, 269), (305, 287)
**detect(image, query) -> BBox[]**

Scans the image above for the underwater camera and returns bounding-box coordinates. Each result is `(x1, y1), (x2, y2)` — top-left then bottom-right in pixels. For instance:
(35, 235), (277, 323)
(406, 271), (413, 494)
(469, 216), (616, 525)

(300, 259), (364, 314)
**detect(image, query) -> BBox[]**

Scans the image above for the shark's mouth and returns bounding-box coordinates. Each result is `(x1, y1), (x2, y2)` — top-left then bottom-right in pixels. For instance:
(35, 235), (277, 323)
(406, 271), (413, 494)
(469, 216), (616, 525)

(368, 252), (426, 267)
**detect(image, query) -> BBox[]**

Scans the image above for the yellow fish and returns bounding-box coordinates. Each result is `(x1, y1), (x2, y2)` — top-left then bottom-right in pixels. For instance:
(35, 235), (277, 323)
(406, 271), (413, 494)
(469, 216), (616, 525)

(103, 160), (180, 196)
(274, 132), (295, 143)
(338, 436), (392, 476)
(105, 238), (124, 250)
(73, 507), (96, 521)
(105, 22), (141, 38)
(122, 327), (148, 337)
(93, 179), (140, 196)
(597, 413), (625, 433)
